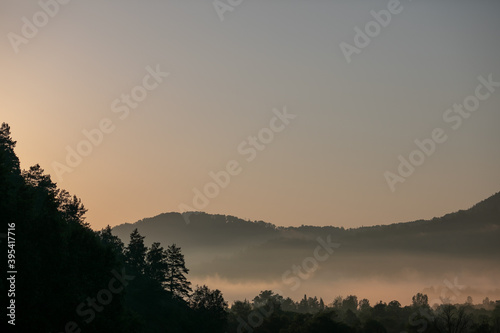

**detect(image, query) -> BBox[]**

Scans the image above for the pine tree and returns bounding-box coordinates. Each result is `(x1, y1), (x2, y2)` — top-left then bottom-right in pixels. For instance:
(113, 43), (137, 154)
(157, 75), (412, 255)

(0, 123), (20, 177)
(145, 242), (168, 284)
(99, 225), (125, 258)
(165, 244), (191, 298)
(125, 228), (147, 273)
(298, 294), (308, 313)
(56, 188), (88, 227)
(0, 124), (137, 332)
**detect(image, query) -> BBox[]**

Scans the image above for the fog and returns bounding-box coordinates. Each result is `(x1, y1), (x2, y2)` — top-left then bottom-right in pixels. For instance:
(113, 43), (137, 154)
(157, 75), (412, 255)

(112, 192), (500, 305)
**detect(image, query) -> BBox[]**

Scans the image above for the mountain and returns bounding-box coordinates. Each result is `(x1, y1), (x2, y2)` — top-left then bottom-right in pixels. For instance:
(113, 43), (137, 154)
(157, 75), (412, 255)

(112, 192), (500, 304)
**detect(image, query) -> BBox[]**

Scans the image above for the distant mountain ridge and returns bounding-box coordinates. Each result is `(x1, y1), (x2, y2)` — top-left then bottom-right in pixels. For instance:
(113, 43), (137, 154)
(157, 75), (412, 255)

(112, 191), (500, 255)
(112, 191), (500, 303)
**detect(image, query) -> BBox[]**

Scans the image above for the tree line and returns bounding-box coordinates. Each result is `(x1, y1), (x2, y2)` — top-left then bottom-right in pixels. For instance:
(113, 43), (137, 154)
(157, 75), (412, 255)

(0, 123), (227, 332)
(1, 122), (499, 332)
(228, 291), (500, 332)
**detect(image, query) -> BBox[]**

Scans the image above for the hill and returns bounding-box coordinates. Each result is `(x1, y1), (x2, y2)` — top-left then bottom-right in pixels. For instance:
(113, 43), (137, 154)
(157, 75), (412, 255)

(112, 192), (500, 304)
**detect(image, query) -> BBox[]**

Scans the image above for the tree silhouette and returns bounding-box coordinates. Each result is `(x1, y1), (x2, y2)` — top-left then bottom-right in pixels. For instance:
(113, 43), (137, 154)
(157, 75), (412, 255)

(435, 304), (472, 333)
(165, 243), (192, 298)
(3, 122), (500, 333)
(145, 242), (168, 284)
(56, 189), (88, 227)
(342, 295), (358, 312)
(359, 298), (371, 312)
(333, 295), (343, 309)
(0, 124), (138, 332)
(125, 228), (147, 273)
(190, 285), (228, 332)
(298, 294), (310, 313)
(282, 297), (297, 312)
(230, 299), (252, 318)
(98, 225), (125, 258)
(252, 290), (283, 309)
(412, 293), (429, 308)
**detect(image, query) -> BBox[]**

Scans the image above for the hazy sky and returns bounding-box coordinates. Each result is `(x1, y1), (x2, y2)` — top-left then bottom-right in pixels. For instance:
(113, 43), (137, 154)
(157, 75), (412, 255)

(2, 0), (499, 230)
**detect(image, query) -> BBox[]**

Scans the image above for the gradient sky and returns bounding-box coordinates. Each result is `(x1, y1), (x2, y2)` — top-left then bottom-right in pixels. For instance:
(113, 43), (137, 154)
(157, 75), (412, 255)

(2, 0), (499, 231)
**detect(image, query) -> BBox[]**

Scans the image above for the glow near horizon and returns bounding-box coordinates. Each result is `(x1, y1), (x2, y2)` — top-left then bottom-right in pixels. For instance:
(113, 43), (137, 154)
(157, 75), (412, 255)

(1, 0), (500, 230)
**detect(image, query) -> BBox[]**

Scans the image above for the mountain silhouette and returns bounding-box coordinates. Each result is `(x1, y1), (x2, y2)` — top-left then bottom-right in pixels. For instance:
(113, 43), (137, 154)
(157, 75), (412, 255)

(112, 192), (500, 302)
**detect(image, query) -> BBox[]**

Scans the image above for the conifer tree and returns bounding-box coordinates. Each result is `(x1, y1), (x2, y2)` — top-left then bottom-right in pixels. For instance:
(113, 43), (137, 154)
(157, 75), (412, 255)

(99, 225), (125, 258)
(165, 244), (191, 298)
(125, 228), (147, 273)
(145, 242), (168, 284)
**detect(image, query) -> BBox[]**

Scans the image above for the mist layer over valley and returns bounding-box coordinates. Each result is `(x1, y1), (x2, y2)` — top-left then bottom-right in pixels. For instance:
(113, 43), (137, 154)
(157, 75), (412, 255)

(112, 192), (500, 305)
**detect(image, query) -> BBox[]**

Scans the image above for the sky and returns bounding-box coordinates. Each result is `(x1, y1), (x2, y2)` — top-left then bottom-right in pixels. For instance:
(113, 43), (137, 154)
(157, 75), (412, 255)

(1, 0), (500, 231)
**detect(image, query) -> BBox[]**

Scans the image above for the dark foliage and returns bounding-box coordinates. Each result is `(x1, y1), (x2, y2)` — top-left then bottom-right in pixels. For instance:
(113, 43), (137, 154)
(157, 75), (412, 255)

(1, 123), (499, 332)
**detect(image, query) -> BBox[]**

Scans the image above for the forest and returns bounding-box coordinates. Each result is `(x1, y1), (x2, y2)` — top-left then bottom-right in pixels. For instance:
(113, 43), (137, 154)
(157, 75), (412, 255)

(1, 122), (499, 332)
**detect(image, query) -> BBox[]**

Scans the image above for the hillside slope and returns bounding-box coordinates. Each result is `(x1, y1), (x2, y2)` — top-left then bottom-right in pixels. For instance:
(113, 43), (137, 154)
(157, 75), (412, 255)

(112, 192), (500, 303)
